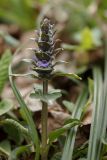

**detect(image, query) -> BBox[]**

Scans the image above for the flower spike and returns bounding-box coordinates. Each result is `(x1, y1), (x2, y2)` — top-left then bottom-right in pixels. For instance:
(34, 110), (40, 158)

(31, 18), (62, 79)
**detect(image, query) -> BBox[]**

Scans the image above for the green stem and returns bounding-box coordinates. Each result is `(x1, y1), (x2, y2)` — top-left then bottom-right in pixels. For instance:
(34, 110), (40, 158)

(41, 79), (48, 160)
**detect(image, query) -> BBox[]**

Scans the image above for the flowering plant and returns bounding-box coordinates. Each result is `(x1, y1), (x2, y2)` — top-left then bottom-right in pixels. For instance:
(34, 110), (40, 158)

(9, 18), (81, 160)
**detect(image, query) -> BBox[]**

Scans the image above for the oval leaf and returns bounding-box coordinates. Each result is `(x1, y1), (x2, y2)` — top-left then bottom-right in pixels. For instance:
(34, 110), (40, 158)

(0, 99), (13, 116)
(30, 89), (62, 102)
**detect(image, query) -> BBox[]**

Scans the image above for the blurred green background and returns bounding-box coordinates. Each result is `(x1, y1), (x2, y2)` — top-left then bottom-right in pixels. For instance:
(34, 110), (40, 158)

(0, 0), (107, 75)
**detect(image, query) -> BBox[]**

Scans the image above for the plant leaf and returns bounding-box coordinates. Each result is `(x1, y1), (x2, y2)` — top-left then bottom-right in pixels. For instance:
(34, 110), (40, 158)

(53, 60), (69, 67)
(0, 140), (11, 157)
(61, 43), (77, 51)
(0, 30), (19, 47)
(1, 119), (28, 144)
(30, 89), (62, 102)
(9, 65), (40, 159)
(61, 87), (88, 160)
(63, 100), (74, 113)
(0, 49), (12, 93)
(9, 71), (39, 79)
(52, 72), (82, 80)
(81, 78), (94, 119)
(0, 119), (29, 139)
(48, 119), (80, 144)
(73, 141), (88, 159)
(9, 144), (32, 160)
(0, 99), (13, 116)
(51, 152), (62, 160)
(78, 27), (94, 52)
(87, 67), (103, 160)
(64, 118), (80, 125)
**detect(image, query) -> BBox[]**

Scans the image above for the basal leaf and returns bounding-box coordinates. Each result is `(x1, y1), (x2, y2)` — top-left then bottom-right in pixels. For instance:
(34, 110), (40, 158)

(64, 118), (80, 125)
(9, 65), (40, 159)
(0, 99), (13, 116)
(51, 152), (61, 160)
(2, 121), (24, 144)
(0, 49), (12, 93)
(73, 141), (88, 159)
(9, 144), (32, 160)
(0, 140), (11, 157)
(48, 119), (80, 144)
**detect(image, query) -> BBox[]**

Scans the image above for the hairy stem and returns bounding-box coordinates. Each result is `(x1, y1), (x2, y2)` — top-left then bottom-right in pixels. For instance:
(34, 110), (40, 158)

(41, 79), (48, 160)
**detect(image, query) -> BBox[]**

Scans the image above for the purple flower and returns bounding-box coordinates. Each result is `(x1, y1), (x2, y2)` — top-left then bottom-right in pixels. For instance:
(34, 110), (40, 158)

(37, 60), (50, 68)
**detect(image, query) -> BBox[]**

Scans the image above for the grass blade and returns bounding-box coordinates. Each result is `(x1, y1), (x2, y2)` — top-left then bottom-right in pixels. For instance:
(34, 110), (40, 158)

(61, 87), (88, 160)
(96, 37), (107, 159)
(87, 66), (103, 160)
